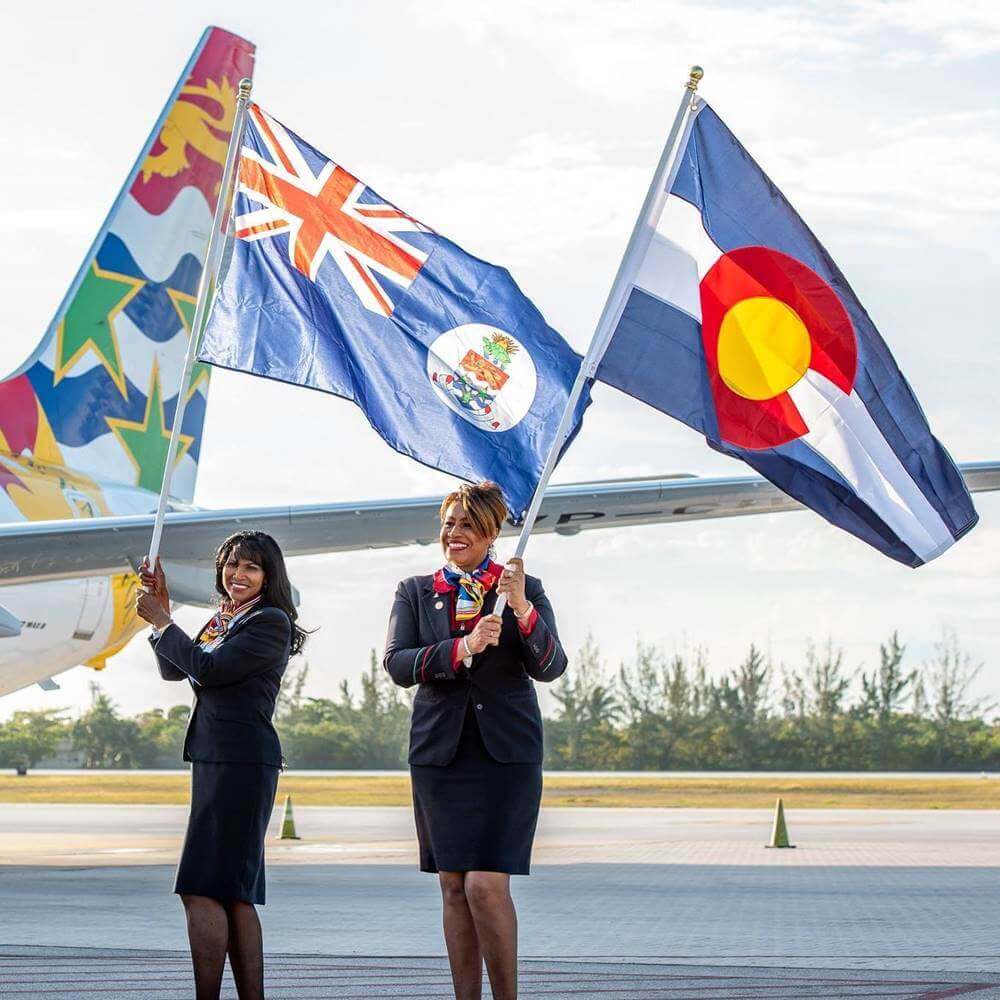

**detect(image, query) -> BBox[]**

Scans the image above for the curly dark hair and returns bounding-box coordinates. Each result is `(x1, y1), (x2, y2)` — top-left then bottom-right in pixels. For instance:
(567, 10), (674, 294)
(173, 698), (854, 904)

(214, 530), (310, 656)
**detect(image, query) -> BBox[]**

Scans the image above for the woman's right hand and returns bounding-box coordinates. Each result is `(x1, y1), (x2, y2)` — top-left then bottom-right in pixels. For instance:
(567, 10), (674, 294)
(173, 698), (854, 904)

(466, 614), (502, 655)
(138, 557), (170, 614)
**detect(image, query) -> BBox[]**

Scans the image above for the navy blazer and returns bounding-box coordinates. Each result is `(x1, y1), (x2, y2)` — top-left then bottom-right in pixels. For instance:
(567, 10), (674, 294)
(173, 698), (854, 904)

(383, 574), (567, 765)
(150, 605), (290, 766)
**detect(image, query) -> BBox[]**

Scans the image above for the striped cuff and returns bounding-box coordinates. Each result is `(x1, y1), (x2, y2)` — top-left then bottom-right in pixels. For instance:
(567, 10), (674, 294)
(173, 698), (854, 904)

(411, 645), (435, 684)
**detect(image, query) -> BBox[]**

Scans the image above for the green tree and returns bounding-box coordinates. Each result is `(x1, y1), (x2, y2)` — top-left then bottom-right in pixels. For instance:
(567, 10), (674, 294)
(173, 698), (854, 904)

(134, 704), (191, 766)
(72, 684), (143, 768)
(923, 629), (992, 769)
(546, 634), (621, 768)
(0, 709), (69, 773)
(32, 625), (1000, 774)
(277, 652), (411, 768)
(781, 639), (855, 769)
(618, 644), (710, 769)
(713, 644), (771, 768)
(860, 631), (916, 770)
(618, 641), (671, 769)
(275, 660), (310, 720)
(348, 650), (411, 768)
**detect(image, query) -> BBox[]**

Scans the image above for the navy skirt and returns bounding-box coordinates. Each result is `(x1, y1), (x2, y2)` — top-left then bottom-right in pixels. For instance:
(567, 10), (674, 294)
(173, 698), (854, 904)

(410, 703), (543, 875)
(174, 761), (280, 905)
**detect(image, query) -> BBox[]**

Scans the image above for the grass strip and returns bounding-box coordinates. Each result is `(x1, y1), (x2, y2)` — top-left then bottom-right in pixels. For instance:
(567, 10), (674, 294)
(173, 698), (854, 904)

(0, 773), (998, 809)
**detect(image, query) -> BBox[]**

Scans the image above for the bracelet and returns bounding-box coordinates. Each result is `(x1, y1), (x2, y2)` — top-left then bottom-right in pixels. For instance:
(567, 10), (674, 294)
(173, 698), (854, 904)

(461, 636), (472, 658)
(151, 620), (173, 640)
(513, 601), (533, 619)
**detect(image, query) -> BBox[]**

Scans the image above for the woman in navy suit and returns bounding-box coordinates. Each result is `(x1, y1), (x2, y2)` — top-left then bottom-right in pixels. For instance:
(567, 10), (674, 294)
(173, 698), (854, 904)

(136, 530), (308, 1000)
(384, 481), (567, 1000)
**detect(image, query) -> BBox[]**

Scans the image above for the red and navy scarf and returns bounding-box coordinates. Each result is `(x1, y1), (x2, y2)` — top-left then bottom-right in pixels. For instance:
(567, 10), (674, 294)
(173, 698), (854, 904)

(436, 556), (501, 622)
(197, 594), (263, 646)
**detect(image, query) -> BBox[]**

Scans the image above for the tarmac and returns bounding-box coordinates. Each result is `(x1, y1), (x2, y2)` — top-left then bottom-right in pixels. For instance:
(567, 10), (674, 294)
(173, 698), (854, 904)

(5, 948), (1000, 998)
(2, 806), (999, 997)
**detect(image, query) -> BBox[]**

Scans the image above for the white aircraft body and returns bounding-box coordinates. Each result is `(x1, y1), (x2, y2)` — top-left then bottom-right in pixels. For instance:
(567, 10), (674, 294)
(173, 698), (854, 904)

(1, 28), (996, 698)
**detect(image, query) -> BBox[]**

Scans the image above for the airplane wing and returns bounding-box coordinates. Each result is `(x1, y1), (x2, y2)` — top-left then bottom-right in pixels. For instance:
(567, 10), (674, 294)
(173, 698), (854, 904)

(1, 462), (998, 586)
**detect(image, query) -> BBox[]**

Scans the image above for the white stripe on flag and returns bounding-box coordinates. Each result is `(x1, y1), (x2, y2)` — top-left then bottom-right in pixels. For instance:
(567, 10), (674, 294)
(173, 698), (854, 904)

(633, 232), (702, 321)
(788, 370), (955, 561)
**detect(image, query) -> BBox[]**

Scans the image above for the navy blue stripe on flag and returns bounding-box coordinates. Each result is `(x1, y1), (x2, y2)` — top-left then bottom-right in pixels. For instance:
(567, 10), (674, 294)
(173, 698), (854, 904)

(597, 288), (712, 438)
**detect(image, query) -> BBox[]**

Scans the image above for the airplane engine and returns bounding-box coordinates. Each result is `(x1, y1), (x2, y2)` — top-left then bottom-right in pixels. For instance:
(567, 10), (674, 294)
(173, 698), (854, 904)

(0, 602), (20, 638)
(0, 578), (115, 695)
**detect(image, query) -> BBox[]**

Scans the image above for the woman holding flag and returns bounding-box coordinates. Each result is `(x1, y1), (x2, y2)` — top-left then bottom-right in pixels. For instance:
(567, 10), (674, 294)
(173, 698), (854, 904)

(136, 530), (308, 1000)
(383, 481), (567, 1000)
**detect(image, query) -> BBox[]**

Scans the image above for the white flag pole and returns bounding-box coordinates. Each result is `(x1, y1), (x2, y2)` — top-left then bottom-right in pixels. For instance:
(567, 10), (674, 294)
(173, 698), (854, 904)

(146, 77), (253, 567)
(494, 65), (703, 616)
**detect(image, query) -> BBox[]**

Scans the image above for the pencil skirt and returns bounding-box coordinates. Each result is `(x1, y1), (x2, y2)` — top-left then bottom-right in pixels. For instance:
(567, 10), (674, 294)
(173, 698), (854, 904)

(174, 761), (280, 905)
(410, 705), (542, 875)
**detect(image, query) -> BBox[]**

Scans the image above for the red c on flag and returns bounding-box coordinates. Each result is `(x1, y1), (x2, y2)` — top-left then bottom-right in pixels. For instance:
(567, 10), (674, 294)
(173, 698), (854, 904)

(700, 246), (858, 450)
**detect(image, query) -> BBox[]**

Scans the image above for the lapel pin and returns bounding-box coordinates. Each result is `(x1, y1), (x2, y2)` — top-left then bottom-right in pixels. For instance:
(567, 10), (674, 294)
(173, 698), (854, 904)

(434, 600), (444, 610)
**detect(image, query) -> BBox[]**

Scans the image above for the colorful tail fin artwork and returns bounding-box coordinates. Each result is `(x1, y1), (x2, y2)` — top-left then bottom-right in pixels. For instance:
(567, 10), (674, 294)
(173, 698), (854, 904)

(0, 27), (255, 512)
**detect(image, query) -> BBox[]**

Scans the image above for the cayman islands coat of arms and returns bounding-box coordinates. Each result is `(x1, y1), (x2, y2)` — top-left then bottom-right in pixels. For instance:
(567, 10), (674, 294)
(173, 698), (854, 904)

(427, 324), (537, 433)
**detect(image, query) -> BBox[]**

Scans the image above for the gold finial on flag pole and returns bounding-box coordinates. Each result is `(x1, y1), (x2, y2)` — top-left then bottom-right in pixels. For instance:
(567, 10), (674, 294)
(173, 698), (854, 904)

(491, 65), (705, 619)
(239, 77), (253, 99)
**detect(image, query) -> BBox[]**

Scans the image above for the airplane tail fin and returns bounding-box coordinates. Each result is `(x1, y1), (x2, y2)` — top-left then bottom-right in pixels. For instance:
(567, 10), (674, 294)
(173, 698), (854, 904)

(0, 27), (255, 506)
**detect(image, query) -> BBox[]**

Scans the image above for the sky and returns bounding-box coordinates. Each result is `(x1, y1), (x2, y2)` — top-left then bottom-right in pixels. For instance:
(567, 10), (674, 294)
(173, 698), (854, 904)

(0, 0), (997, 720)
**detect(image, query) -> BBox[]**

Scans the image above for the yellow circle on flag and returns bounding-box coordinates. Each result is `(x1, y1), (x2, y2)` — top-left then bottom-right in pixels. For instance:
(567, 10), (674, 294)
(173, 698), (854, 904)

(717, 296), (812, 401)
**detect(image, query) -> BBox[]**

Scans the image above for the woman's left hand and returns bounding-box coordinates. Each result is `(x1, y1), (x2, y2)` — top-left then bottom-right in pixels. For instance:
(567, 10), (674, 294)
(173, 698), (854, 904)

(496, 557), (529, 616)
(136, 585), (172, 629)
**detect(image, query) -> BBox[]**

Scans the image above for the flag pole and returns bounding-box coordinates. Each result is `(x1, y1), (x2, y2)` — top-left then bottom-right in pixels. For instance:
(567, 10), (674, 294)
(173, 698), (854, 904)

(494, 65), (703, 616)
(146, 77), (253, 567)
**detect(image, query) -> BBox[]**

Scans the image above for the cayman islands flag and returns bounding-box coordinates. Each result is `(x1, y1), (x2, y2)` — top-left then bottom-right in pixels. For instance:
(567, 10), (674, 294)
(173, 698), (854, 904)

(199, 104), (587, 520)
(596, 100), (977, 566)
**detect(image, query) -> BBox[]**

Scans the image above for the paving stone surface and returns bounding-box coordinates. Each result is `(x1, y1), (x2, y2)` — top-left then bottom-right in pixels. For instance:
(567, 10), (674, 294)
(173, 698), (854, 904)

(3, 862), (1000, 976)
(4, 807), (1000, 995)
(3, 949), (1000, 999)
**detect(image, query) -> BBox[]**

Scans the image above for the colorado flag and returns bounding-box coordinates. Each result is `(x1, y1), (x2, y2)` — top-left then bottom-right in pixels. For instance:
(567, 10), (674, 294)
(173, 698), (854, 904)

(596, 101), (977, 566)
(199, 104), (588, 520)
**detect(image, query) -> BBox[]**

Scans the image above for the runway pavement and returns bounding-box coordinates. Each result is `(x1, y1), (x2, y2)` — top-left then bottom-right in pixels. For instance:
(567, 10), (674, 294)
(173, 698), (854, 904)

(4, 803), (1000, 866)
(4, 949), (1000, 999)
(2, 806), (999, 996)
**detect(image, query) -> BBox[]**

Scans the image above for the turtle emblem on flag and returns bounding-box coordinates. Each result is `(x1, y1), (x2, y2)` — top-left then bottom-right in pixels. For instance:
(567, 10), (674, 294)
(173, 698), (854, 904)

(427, 325), (537, 432)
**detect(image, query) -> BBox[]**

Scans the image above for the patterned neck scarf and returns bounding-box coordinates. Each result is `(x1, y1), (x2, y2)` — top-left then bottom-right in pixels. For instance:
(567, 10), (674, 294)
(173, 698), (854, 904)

(197, 593), (263, 646)
(440, 556), (499, 622)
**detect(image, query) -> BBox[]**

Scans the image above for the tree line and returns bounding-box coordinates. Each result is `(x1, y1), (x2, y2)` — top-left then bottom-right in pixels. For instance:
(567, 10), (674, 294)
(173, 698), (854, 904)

(1, 631), (995, 772)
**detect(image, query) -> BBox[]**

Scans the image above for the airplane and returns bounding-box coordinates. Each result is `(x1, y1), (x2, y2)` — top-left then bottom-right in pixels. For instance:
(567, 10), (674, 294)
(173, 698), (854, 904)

(1, 27), (997, 698)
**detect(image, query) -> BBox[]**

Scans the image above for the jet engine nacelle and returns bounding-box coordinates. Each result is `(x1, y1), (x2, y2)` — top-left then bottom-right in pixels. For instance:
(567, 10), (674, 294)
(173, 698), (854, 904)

(0, 603), (21, 638)
(0, 579), (113, 694)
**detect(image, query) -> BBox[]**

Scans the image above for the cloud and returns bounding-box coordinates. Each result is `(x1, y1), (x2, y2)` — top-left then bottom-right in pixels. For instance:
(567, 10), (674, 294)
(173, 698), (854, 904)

(764, 109), (1000, 252)
(847, 0), (1000, 62)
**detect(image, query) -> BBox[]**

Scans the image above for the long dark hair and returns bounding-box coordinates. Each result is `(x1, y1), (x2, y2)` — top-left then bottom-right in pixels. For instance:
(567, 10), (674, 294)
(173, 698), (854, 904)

(214, 530), (310, 656)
